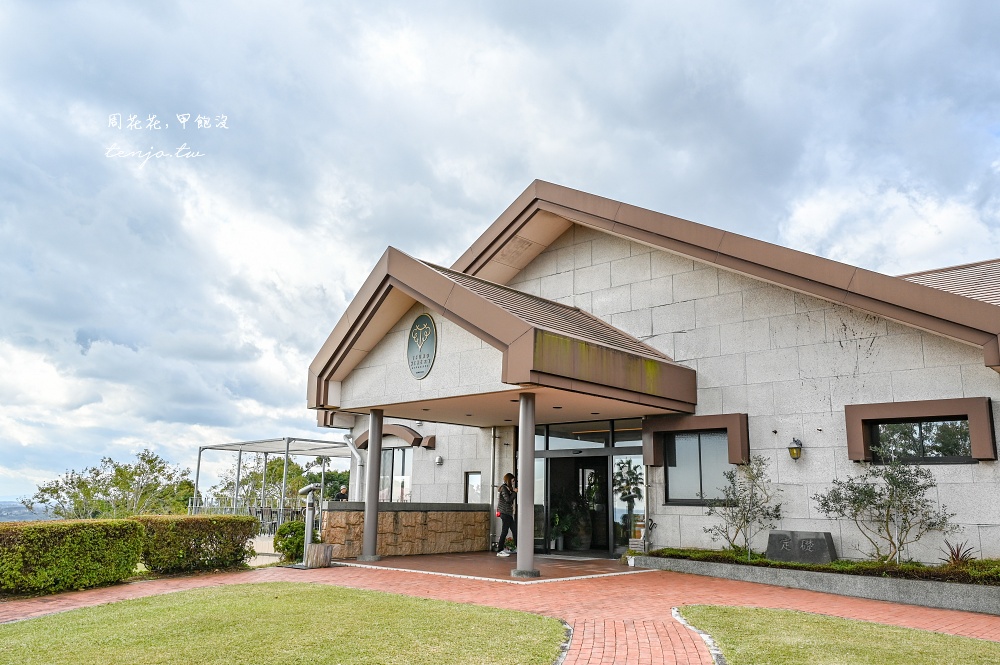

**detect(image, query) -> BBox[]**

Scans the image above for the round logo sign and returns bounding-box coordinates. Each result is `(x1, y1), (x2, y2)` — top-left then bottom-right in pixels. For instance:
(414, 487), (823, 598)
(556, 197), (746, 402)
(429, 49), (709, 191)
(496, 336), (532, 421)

(406, 314), (437, 379)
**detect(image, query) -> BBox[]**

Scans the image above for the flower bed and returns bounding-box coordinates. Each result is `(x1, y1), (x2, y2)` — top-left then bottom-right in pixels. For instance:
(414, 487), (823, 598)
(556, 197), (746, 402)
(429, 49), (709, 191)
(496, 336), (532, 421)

(638, 547), (1000, 585)
(631, 547), (1000, 616)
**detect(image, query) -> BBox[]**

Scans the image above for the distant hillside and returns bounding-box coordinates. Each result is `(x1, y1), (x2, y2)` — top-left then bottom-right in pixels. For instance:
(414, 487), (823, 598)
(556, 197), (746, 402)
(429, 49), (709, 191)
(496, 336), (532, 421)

(0, 501), (54, 522)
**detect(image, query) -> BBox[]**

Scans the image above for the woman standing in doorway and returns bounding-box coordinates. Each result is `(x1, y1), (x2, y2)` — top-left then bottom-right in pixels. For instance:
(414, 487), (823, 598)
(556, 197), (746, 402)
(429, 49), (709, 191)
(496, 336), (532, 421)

(496, 473), (517, 557)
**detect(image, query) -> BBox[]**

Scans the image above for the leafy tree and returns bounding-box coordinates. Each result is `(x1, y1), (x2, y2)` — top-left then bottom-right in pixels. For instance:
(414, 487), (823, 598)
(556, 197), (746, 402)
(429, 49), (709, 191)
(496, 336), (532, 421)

(703, 455), (782, 558)
(209, 455), (312, 507)
(304, 467), (350, 500)
(22, 450), (191, 519)
(812, 449), (957, 562)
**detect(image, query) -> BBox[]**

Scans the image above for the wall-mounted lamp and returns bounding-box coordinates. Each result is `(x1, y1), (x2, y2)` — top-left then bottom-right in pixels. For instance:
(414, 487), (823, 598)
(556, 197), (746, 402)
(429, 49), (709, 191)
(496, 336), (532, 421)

(435, 455), (444, 466)
(788, 438), (803, 461)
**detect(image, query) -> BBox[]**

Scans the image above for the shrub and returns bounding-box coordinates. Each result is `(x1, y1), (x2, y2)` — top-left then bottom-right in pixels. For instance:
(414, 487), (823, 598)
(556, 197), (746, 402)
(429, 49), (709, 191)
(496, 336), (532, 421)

(132, 515), (258, 573)
(812, 450), (956, 562)
(703, 455), (782, 558)
(0, 519), (143, 594)
(273, 520), (318, 562)
(643, 546), (1000, 586)
(940, 539), (976, 567)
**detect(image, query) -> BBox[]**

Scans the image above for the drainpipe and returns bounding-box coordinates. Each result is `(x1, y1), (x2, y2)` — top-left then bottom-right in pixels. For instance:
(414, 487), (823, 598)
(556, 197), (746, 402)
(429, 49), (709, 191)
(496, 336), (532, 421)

(343, 433), (363, 501)
(644, 465), (652, 552)
(490, 426), (497, 550)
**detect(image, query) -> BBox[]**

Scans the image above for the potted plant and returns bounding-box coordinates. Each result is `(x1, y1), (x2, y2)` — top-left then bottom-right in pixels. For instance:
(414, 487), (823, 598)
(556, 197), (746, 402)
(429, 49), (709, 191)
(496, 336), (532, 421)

(550, 509), (571, 550)
(566, 491), (593, 551)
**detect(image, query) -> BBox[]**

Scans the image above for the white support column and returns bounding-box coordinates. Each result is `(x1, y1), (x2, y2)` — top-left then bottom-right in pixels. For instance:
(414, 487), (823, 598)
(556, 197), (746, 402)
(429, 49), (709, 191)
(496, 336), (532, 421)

(360, 409), (383, 561)
(513, 392), (540, 578)
(278, 437), (290, 527)
(192, 447), (203, 514)
(232, 449), (243, 514)
(260, 453), (268, 508)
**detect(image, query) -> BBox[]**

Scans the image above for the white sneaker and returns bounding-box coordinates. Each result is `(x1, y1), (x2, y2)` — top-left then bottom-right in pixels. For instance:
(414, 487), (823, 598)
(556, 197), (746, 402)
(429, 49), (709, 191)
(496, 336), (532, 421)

(497, 550), (510, 557)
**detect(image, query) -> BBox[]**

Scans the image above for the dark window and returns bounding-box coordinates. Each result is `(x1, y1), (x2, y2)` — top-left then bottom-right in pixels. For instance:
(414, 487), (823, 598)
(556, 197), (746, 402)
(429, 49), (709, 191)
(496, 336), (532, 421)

(665, 431), (729, 504)
(871, 418), (973, 464)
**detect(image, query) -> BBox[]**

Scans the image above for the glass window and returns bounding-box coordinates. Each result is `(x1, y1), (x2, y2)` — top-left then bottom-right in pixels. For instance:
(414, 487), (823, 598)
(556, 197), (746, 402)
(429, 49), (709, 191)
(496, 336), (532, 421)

(547, 421), (611, 450)
(393, 448), (412, 502)
(465, 472), (482, 503)
(612, 419), (643, 447)
(665, 431), (730, 503)
(535, 425), (545, 450)
(378, 448), (412, 502)
(872, 418), (972, 464)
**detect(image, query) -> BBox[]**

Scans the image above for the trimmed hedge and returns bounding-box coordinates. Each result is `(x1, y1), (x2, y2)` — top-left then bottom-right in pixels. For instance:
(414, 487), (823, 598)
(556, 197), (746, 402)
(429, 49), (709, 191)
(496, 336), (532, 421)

(642, 546), (1000, 586)
(0, 519), (143, 594)
(132, 515), (258, 573)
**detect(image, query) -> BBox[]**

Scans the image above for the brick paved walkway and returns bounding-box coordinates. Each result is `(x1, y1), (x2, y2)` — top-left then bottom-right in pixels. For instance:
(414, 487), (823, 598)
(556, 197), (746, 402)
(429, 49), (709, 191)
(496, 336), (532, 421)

(3, 554), (1000, 665)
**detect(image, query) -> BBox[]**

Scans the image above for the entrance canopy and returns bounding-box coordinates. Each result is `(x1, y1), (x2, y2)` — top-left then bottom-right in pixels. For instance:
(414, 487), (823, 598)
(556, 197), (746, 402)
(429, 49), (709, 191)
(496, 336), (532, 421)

(309, 249), (698, 428)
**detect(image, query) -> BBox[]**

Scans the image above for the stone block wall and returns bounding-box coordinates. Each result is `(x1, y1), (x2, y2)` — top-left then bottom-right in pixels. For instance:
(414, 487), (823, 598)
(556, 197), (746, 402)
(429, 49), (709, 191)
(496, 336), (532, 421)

(509, 223), (1000, 562)
(321, 509), (490, 558)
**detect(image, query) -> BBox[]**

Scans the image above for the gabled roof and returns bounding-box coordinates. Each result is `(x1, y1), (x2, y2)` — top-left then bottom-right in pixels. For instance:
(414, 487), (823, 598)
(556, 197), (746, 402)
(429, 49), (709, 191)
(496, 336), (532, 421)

(900, 258), (1000, 307)
(452, 180), (1000, 370)
(424, 262), (668, 360)
(308, 247), (697, 418)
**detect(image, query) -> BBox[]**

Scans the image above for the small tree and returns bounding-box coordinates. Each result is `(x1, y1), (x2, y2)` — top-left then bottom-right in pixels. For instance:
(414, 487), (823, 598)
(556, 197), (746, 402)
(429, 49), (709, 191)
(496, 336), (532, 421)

(703, 455), (782, 558)
(812, 451), (956, 562)
(22, 450), (191, 519)
(612, 458), (644, 541)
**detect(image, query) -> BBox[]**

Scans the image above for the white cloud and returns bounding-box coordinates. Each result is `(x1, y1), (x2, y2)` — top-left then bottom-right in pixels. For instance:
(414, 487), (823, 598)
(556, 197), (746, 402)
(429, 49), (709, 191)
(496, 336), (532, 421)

(3, 1), (1000, 499)
(781, 182), (999, 274)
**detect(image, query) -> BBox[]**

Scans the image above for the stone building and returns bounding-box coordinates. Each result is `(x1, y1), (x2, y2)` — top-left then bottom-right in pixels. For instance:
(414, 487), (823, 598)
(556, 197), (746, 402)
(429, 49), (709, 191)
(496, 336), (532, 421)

(309, 181), (1000, 569)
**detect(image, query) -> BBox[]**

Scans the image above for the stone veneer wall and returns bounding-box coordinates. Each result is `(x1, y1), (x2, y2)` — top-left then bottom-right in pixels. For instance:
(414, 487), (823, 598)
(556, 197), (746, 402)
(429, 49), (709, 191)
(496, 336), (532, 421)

(507, 223), (1000, 562)
(321, 505), (490, 558)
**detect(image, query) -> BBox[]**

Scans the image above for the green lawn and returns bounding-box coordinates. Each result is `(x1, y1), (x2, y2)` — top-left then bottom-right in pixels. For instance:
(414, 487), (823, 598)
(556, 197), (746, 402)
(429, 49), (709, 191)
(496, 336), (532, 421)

(0, 583), (565, 665)
(681, 605), (1000, 665)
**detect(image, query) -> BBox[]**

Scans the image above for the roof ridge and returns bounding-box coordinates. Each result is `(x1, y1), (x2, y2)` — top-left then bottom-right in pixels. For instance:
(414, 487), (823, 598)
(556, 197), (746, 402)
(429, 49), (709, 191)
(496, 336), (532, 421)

(422, 260), (586, 314)
(420, 259), (673, 362)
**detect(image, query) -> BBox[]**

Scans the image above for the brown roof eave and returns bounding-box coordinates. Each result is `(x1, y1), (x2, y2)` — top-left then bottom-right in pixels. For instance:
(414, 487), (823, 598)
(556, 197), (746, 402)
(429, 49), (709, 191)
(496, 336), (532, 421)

(457, 180), (1000, 370)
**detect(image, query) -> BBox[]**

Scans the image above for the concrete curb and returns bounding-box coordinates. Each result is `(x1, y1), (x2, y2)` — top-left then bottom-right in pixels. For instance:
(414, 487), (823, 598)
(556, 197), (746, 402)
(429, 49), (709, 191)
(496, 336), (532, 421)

(634, 556), (1000, 616)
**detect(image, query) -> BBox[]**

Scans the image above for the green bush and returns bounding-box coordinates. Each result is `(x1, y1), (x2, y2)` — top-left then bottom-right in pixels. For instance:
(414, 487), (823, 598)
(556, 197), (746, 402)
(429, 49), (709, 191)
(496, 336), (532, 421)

(643, 546), (1000, 585)
(132, 515), (258, 573)
(0, 519), (143, 594)
(273, 520), (319, 562)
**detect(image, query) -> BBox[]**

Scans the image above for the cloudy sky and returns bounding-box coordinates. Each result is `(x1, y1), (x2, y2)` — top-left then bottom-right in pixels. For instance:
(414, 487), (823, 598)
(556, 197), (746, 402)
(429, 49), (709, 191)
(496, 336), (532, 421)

(2, 2), (1000, 501)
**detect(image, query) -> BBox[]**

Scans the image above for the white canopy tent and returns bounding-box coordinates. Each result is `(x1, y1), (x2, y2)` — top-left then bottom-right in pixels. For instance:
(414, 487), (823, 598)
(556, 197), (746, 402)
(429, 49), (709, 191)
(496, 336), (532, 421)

(192, 435), (358, 526)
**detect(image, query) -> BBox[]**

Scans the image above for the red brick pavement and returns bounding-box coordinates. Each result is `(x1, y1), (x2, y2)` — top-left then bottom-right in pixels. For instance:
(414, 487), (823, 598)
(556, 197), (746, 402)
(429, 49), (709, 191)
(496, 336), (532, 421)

(3, 554), (1000, 665)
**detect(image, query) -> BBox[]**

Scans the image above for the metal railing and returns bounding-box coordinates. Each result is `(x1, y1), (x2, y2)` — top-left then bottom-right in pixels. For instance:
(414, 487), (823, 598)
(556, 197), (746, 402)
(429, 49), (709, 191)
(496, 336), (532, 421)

(187, 498), (317, 536)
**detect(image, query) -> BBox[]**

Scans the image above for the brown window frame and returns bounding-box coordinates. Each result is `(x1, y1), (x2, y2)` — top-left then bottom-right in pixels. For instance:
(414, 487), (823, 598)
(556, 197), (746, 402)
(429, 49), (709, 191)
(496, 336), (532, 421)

(642, 413), (750, 466)
(845, 397), (996, 462)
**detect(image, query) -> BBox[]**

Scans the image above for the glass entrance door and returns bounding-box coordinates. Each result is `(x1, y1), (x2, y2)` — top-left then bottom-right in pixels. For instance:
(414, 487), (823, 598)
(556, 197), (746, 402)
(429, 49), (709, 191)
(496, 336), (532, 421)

(611, 454), (645, 554)
(547, 456), (610, 554)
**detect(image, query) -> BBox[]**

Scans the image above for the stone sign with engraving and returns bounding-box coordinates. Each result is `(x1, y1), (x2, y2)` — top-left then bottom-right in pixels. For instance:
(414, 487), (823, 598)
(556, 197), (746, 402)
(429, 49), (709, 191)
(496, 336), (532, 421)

(765, 530), (838, 564)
